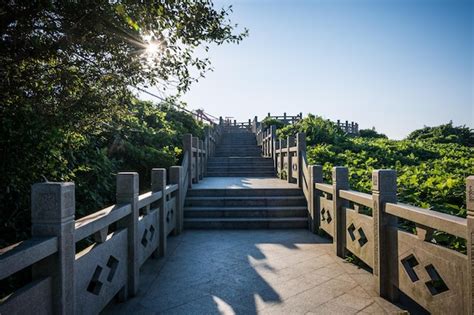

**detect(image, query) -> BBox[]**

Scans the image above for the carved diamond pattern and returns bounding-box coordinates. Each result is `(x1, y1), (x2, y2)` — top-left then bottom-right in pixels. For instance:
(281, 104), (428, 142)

(321, 208), (332, 224)
(87, 255), (120, 296)
(166, 208), (174, 223)
(141, 224), (156, 247)
(347, 223), (368, 247)
(401, 254), (449, 296)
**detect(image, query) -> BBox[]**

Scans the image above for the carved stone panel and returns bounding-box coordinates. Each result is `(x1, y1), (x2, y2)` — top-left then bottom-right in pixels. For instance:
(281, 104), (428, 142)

(75, 229), (128, 315)
(392, 229), (468, 315)
(138, 209), (159, 266)
(345, 208), (374, 268)
(283, 156), (288, 172)
(319, 197), (334, 237)
(291, 155), (298, 180)
(166, 197), (177, 235)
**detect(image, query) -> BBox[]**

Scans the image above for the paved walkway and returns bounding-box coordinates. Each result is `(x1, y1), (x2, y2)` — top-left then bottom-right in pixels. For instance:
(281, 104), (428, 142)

(103, 230), (406, 314)
(190, 177), (299, 189)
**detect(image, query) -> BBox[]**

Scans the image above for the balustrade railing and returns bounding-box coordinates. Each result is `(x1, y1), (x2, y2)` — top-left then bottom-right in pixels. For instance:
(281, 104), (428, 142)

(258, 123), (474, 315)
(0, 124), (222, 314)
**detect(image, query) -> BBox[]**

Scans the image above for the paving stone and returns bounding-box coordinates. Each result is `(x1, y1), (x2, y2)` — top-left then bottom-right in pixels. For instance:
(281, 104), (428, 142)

(103, 230), (407, 314)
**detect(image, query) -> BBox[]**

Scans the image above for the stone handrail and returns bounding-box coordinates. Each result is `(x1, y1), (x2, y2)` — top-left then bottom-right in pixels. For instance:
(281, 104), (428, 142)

(0, 124), (222, 314)
(258, 123), (474, 315)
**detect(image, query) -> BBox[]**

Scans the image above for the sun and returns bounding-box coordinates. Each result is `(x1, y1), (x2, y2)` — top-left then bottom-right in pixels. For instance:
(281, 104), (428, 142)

(145, 41), (159, 55)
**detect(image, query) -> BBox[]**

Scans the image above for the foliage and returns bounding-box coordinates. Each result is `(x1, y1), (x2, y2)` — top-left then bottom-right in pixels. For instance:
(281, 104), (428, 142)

(0, 100), (204, 247)
(277, 114), (347, 146)
(359, 128), (388, 139)
(261, 117), (286, 130)
(0, 0), (244, 246)
(407, 122), (473, 147)
(281, 118), (473, 251)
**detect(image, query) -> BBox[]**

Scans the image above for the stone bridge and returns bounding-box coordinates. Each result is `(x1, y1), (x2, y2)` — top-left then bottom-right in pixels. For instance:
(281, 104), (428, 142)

(1, 115), (473, 314)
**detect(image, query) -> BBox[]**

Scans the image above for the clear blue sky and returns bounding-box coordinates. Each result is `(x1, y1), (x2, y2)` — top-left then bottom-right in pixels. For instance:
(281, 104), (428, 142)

(143, 0), (473, 139)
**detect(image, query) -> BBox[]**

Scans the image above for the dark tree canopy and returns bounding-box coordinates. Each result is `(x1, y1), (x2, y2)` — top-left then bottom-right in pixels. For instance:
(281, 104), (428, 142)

(0, 1), (247, 128)
(0, 1), (246, 247)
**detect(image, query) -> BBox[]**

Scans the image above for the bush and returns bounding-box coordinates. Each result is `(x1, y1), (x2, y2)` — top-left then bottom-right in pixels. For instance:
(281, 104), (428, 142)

(0, 99), (203, 247)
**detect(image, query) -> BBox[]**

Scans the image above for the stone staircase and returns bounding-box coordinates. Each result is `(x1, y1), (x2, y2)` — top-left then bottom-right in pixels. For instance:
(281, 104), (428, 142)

(184, 128), (308, 229)
(207, 129), (275, 177)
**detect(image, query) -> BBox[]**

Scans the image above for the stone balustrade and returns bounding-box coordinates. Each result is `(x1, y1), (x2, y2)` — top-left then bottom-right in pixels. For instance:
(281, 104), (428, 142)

(0, 125), (222, 314)
(259, 123), (474, 315)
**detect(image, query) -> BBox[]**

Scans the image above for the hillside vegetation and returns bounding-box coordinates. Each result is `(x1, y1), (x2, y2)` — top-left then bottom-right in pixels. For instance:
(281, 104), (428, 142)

(0, 100), (203, 247)
(278, 115), (473, 251)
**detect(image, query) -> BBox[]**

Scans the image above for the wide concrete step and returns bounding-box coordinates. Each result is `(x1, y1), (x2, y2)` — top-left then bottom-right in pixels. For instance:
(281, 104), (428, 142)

(187, 188), (303, 197)
(214, 155), (263, 158)
(184, 217), (308, 229)
(208, 157), (271, 162)
(185, 196), (306, 207)
(207, 165), (275, 171)
(215, 148), (261, 152)
(184, 206), (308, 218)
(206, 172), (276, 177)
(207, 162), (274, 166)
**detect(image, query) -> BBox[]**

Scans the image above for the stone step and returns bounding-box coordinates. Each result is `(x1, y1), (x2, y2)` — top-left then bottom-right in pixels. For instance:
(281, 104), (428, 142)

(185, 196), (306, 207)
(206, 166), (275, 171)
(208, 157), (270, 161)
(216, 156), (261, 158)
(184, 217), (308, 229)
(184, 206), (308, 218)
(187, 188), (303, 197)
(206, 172), (276, 177)
(207, 163), (273, 167)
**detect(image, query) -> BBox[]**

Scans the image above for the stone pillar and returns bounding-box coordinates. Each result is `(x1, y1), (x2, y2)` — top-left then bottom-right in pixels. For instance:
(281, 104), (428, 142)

(31, 182), (75, 314)
(219, 116), (223, 125)
(116, 172), (139, 296)
(279, 139), (284, 179)
(183, 134), (192, 188)
(296, 132), (306, 188)
(345, 120), (349, 133)
(372, 169), (398, 300)
(283, 112), (287, 123)
(466, 176), (474, 314)
(270, 125), (276, 161)
(309, 165), (323, 233)
(192, 137), (199, 183)
(332, 167), (349, 257)
(152, 168), (167, 257)
(170, 166), (183, 235)
(199, 139), (204, 180)
(287, 136), (295, 183)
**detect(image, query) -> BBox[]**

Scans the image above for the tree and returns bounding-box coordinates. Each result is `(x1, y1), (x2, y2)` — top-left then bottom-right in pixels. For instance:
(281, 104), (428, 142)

(406, 122), (473, 146)
(359, 127), (387, 139)
(0, 1), (246, 245)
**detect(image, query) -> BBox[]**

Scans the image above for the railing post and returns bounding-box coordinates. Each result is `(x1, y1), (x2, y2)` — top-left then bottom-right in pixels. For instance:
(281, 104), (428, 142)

(332, 167), (349, 257)
(372, 169), (398, 300)
(270, 125), (276, 161)
(466, 176), (474, 314)
(183, 134), (192, 188)
(170, 166), (183, 235)
(296, 132), (306, 188)
(31, 182), (75, 314)
(286, 136), (294, 183)
(152, 168), (167, 257)
(309, 165), (323, 233)
(279, 139), (284, 178)
(116, 172), (139, 296)
(199, 139), (204, 180)
(192, 137), (199, 183)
